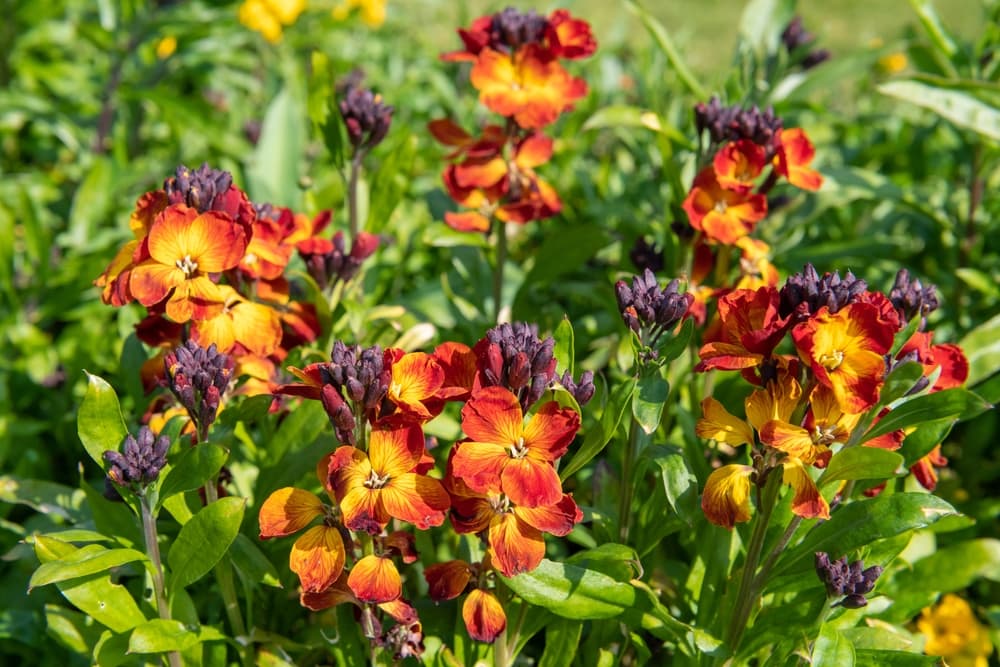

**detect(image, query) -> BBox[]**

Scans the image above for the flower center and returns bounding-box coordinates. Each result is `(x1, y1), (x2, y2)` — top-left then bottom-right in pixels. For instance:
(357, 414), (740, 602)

(714, 200), (728, 214)
(490, 494), (513, 514)
(819, 350), (845, 371)
(390, 381), (403, 399)
(175, 254), (199, 276)
(363, 469), (391, 489)
(508, 437), (528, 459)
(812, 424), (839, 446)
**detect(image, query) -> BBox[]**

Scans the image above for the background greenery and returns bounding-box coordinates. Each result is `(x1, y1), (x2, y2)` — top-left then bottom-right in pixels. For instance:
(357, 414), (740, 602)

(1, 0), (998, 664)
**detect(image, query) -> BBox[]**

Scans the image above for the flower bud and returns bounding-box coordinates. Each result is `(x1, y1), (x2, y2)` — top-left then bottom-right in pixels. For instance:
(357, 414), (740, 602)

(104, 426), (170, 493)
(339, 88), (393, 152)
(814, 552), (883, 608)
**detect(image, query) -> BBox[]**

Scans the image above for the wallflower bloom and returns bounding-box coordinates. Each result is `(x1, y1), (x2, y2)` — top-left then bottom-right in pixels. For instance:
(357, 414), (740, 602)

(452, 386), (579, 508)
(774, 128), (822, 191)
(463, 589), (507, 643)
(713, 140), (767, 192)
(332, 0), (386, 27)
(238, 0), (306, 43)
(683, 167), (767, 245)
(384, 350), (446, 421)
(917, 594), (993, 667)
(470, 45), (587, 129)
(129, 205), (247, 323)
(328, 424), (450, 534)
(258, 487), (347, 593)
(792, 302), (895, 414)
(696, 287), (788, 374)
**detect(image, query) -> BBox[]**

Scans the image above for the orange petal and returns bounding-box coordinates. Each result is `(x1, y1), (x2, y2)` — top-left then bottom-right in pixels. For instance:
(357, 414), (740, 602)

(696, 397), (754, 447)
(462, 386), (524, 442)
(328, 445), (372, 500)
(424, 560), (474, 601)
(380, 473), (451, 529)
(379, 598), (418, 625)
(450, 441), (508, 493)
(488, 513), (545, 577)
(369, 424), (425, 478)
(501, 457), (563, 508)
(514, 494), (581, 536)
(258, 487), (324, 538)
(462, 589), (507, 643)
(348, 555), (401, 604)
(522, 401), (580, 460)
(388, 352), (445, 418)
(129, 261), (182, 308)
(338, 485), (387, 534)
(445, 210), (491, 232)
(759, 420), (815, 461)
(782, 460), (830, 520)
(701, 464), (754, 529)
(289, 525), (346, 593)
(515, 133), (554, 169)
(180, 211), (248, 273)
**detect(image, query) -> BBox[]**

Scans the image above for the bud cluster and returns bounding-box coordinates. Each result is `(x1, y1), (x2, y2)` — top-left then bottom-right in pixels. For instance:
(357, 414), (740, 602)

(104, 426), (170, 493)
(615, 269), (693, 349)
(693, 97), (784, 159)
(780, 16), (831, 70)
(488, 7), (549, 51)
(889, 268), (939, 325)
(779, 264), (868, 320)
(558, 369), (596, 407)
(318, 342), (392, 442)
(814, 552), (883, 609)
(164, 340), (236, 436)
(339, 87), (394, 152)
(301, 230), (380, 290)
(164, 163), (235, 213)
(476, 322), (558, 411)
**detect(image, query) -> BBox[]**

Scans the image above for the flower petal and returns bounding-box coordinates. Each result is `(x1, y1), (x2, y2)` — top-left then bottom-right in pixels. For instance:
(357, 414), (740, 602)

(258, 487), (324, 538)
(696, 397), (754, 447)
(348, 555), (401, 603)
(782, 460), (830, 520)
(424, 560), (474, 602)
(450, 441), (508, 493)
(462, 386), (524, 444)
(380, 473), (451, 529)
(522, 401), (580, 461)
(500, 457), (563, 508)
(701, 464), (754, 529)
(369, 424), (425, 478)
(514, 494), (582, 536)
(289, 525), (346, 593)
(462, 589), (507, 643)
(488, 513), (544, 577)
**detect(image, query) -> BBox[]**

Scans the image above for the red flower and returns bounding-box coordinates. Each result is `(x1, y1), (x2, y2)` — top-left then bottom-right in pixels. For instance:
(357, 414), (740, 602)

(683, 168), (767, 245)
(774, 128), (822, 191)
(713, 140), (767, 192)
(696, 287), (789, 374)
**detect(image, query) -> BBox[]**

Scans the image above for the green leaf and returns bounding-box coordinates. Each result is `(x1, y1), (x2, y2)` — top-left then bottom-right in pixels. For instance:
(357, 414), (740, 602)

(625, 1), (708, 99)
(900, 419), (954, 466)
(878, 80), (1000, 141)
(640, 445), (698, 521)
(772, 493), (958, 577)
(812, 625), (854, 667)
(538, 618), (583, 667)
(854, 649), (941, 667)
(862, 388), (991, 443)
(502, 559), (635, 619)
(818, 448), (904, 486)
(78, 372), (128, 470)
(157, 444), (227, 506)
(66, 157), (112, 248)
(632, 366), (668, 435)
(32, 536), (145, 634)
(167, 497), (246, 589)
(0, 475), (84, 521)
(656, 317), (695, 364)
(879, 361), (924, 405)
(246, 87), (306, 208)
(738, 0), (795, 56)
(560, 378), (636, 481)
(127, 619), (220, 654)
(262, 400), (327, 467)
(881, 539), (1000, 622)
(367, 129), (417, 234)
(907, 0), (958, 58)
(959, 311), (1000, 386)
(30, 547), (148, 589)
(553, 316), (575, 378)
(581, 105), (687, 144)
(841, 625), (915, 651)
(229, 534), (282, 588)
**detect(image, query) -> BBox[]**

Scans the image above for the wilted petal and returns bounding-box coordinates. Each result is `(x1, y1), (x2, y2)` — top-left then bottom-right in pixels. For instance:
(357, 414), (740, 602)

(783, 460), (830, 520)
(424, 560), (474, 601)
(701, 464), (754, 529)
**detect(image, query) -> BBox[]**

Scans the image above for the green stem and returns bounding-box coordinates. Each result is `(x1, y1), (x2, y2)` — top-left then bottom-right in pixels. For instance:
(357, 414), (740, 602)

(493, 218), (508, 324)
(140, 497), (182, 667)
(203, 480), (253, 667)
(348, 151), (365, 242)
(723, 470), (782, 655)
(753, 516), (803, 590)
(618, 417), (641, 544)
(503, 599), (529, 661)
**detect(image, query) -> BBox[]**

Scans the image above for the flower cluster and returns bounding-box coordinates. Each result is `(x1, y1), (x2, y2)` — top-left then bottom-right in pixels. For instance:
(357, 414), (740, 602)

(238, 0), (307, 44)
(615, 268), (694, 352)
(94, 163), (380, 425)
(695, 265), (968, 528)
(103, 426), (171, 495)
(814, 552), (883, 608)
(431, 7), (596, 232)
(260, 321), (592, 646)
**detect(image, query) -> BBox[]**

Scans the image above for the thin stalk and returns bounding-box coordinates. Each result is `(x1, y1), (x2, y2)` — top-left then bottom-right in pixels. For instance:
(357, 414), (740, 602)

(347, 151), (365, 242)
(493, 219), (508, 324)
(753, 516), (803, 590)
(202, 481), (253, 667)
(723, 471), (782, 655)
(503, 600), (529, 660)
(140, 498), (182, 667)
(618, 417), (641, 544)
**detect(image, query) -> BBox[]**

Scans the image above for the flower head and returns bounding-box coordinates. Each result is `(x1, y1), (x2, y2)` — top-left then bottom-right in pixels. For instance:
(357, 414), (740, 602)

(615, 269), (694, 347)
(103, 426), (170, 492)
(164, 340), (236, 434)
(917, 594), (993, 667)
(814, 552), (883, 608)
(339, 87), (393, 152)
(683, 167), (768, 245)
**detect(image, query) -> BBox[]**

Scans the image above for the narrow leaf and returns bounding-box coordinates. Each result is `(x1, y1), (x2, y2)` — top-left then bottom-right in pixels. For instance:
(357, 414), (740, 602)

(863, 388), (990, 442)
(30, 547), (148, 589)
(879, 80), (1000, 141)
(167, 497), (246, 589)
(625, 1), (708, 99)
(561, 378), (636, 480)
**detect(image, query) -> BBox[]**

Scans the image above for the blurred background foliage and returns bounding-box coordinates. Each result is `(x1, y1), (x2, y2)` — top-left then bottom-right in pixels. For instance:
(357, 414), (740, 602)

(1, 0), (998, 663)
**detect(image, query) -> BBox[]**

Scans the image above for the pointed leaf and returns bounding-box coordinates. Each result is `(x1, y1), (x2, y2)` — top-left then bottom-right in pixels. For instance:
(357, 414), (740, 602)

(157, 443), (227, 506)
(30, 547), (148, 589)
(818, 448), (904, 486)
(863, 388), (991, 442)
(561, 378), (636, 480)
(553, 316), (575, 378)
(879, 80), (1000, 141)
(632, 367), (668, 434)
(78, 372), (128, 469)
(811, 625), (854, 667)
(167, 497), (246, 589)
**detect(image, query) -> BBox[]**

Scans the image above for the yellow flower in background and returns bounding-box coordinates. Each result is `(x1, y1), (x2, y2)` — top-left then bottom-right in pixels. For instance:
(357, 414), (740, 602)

(239, 0), (308, 43)
(878, 52), (908, 74)
(917, 594), (993, 667)
(332, 0), (386, 27)
(155, 36), (177, 59)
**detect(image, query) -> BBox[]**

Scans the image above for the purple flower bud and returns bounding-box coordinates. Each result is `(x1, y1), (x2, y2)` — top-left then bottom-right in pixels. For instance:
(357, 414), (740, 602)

(779, 264), (868, 321)
(164, 340), (235, 437)
(616, 269), (693, 347)
(164, 163), (234, 213)
(321, 384), (356, 446)
(339, 87), (393, 152)
(475, 322), (561, 411)
(488, 7), (548, 51)
(559, 369), (595, 406)
(693, 97), (785, 160)
(104, 426), (170, 493)
(815, 552), (883, 608)
(889, 268), (939, 325)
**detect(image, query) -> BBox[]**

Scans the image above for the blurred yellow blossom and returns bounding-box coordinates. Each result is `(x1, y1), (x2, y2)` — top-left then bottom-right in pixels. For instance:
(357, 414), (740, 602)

(155, 36), (177, 59)
(239, 0), (308, 43)
(878, 52), (908, 74)
(332, 0), (386, 27)
(917, 594), (993, 667)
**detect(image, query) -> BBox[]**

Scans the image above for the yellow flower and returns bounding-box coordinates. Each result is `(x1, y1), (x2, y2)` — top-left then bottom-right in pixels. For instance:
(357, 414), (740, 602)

(879, 52), (908, 74)
(332, 0), (386, 27)
(155, 36), (177, 60)
(239, 0), (308, 43)
(917, 594), (993, 667)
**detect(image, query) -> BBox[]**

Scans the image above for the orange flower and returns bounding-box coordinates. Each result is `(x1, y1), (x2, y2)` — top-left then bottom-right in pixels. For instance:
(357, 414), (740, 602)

(774, 128), (822, 191)
(683, 168), (767, 245)
(470, 45), (587, 129)
(713, 140), (767, 192)
(760, 385), (859, 464)
(190, 285), (282, 357)
(258, 487), (347, 593)
(384, 349), (445, 421)
(129, 205), (248, 322)
(463, 589), (507, 643)
(546, 9), (597, 60)
(328, 424), (450, 534)
(347, 554), (402, 603)
(696, 287), (788, 374)
(701, 464), (754, 529)
(792, 302), (894, 414)
(734, 237), (780, 290)
(452, 387), (579, 508)
(301, 573), (418, 625)
(238, 213), (294, 280)
(899, 331), (969, 391)
(433, 341), (477, 401)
